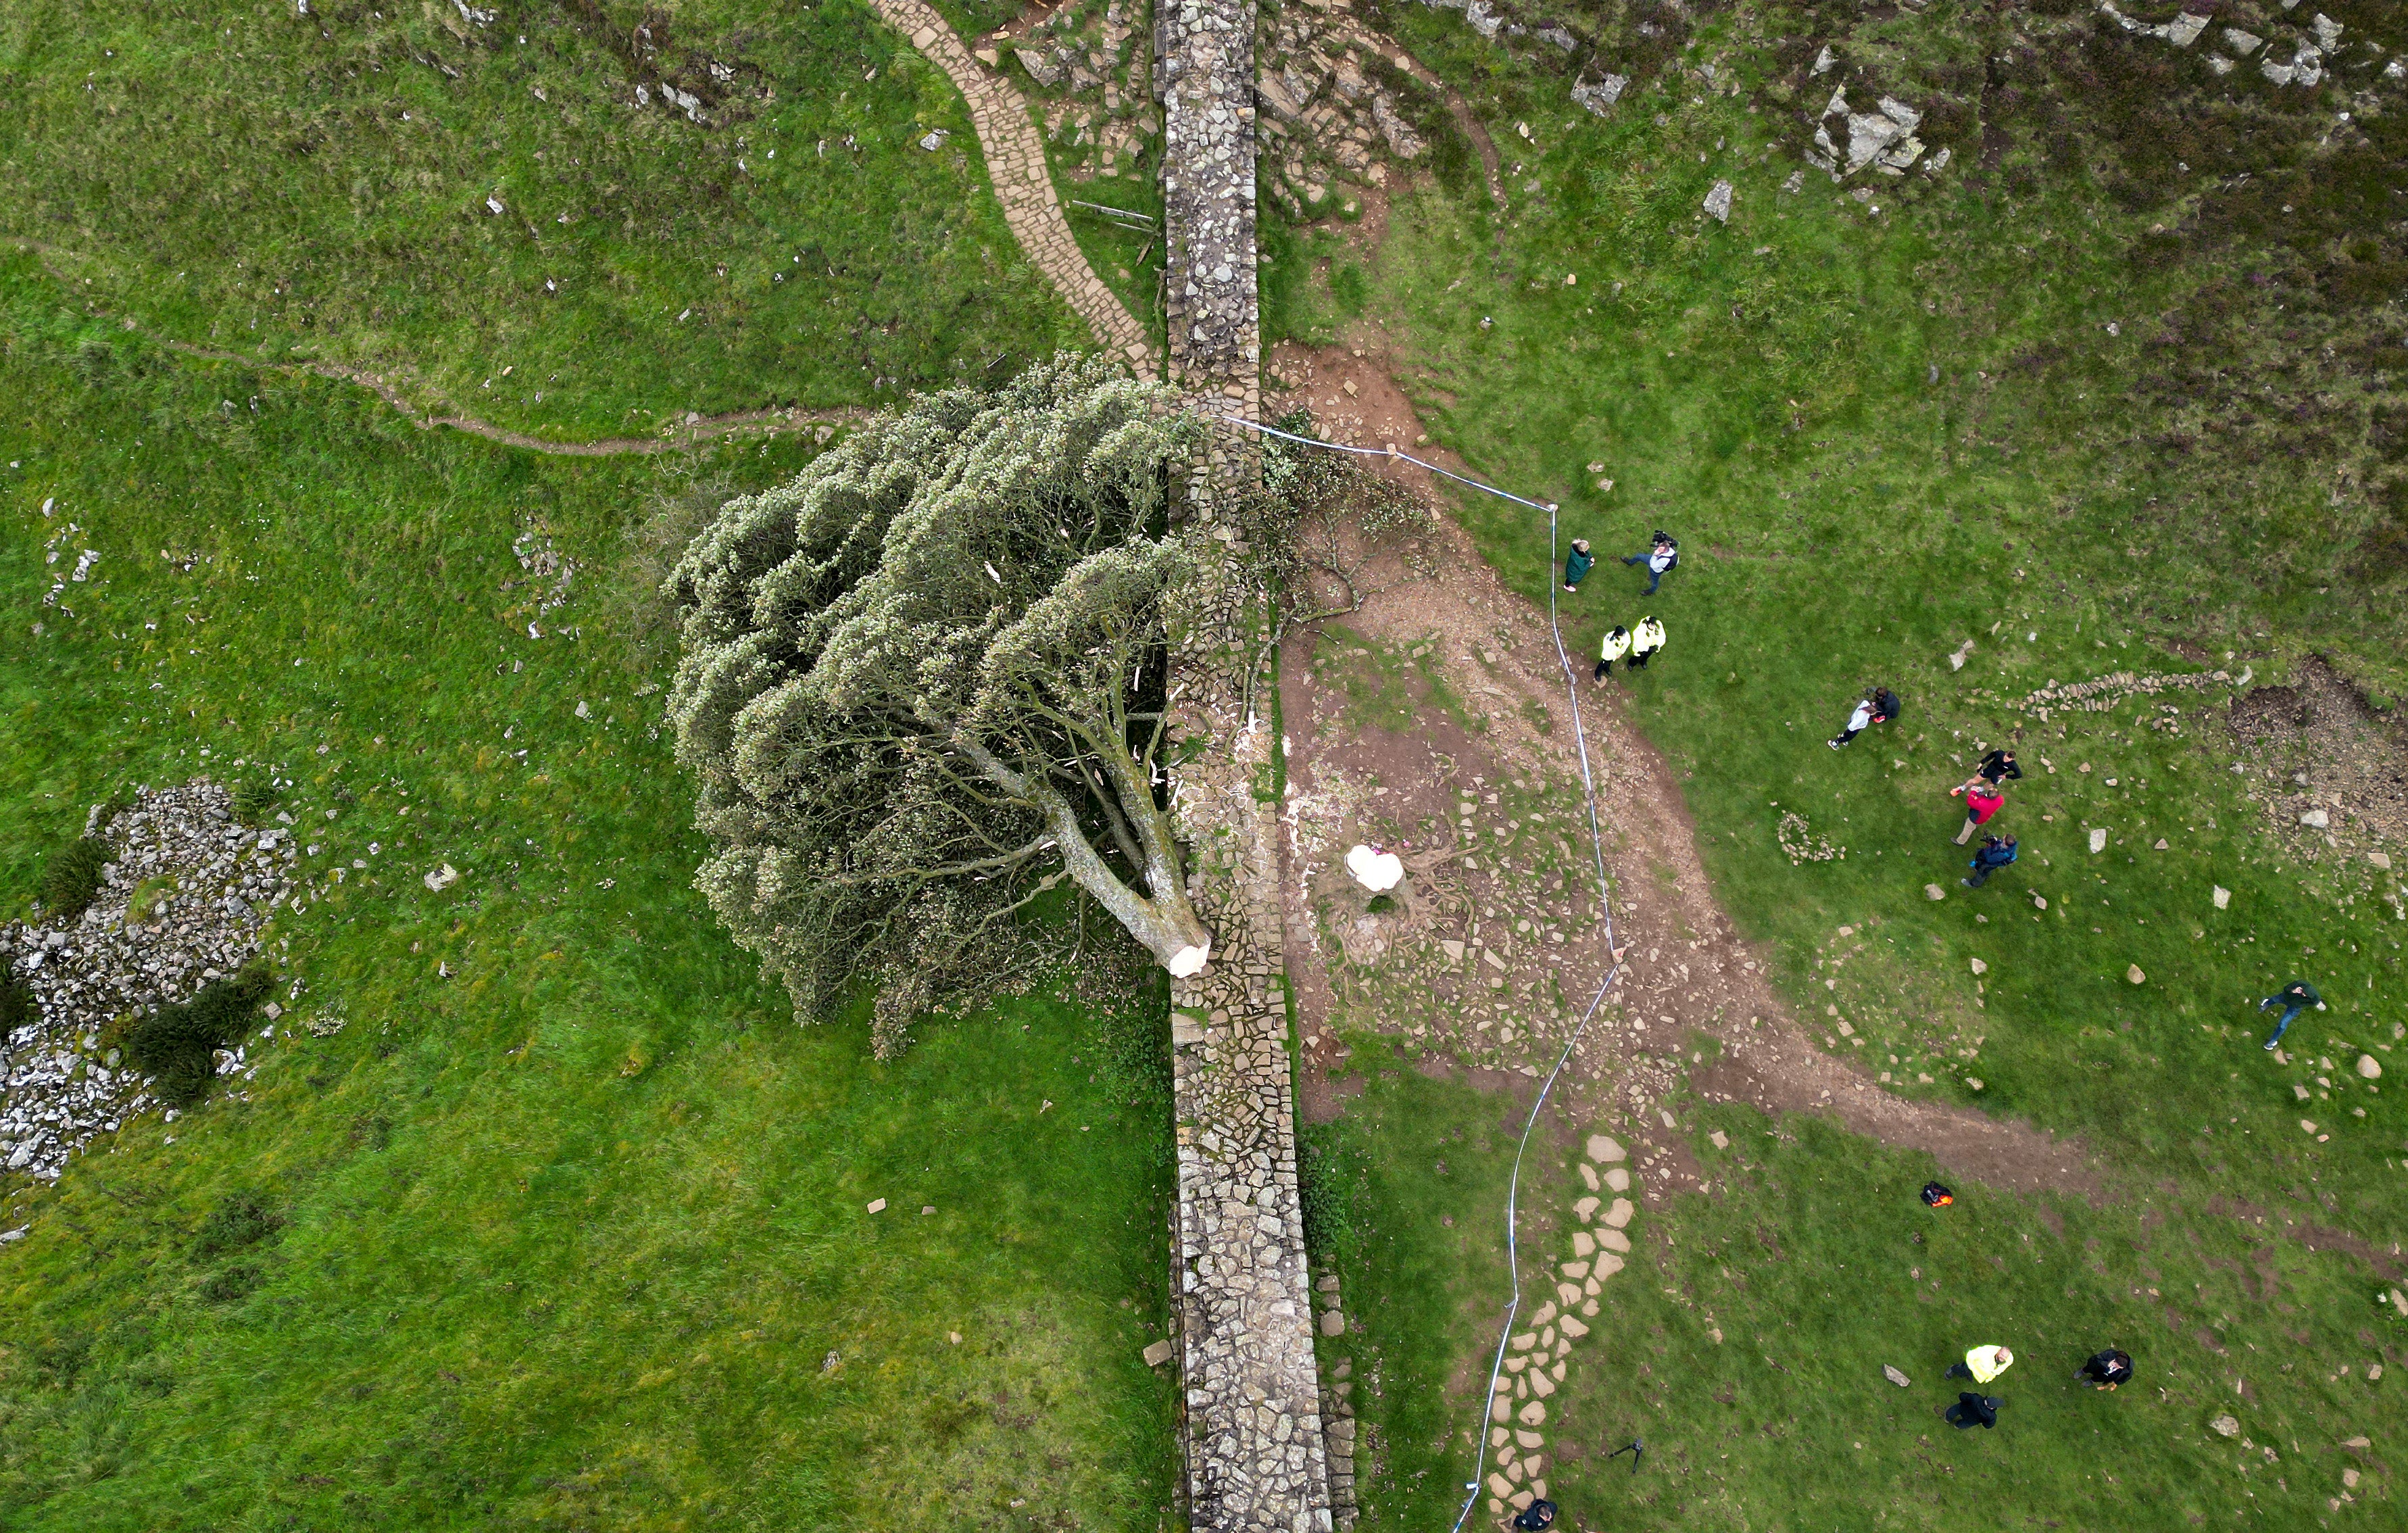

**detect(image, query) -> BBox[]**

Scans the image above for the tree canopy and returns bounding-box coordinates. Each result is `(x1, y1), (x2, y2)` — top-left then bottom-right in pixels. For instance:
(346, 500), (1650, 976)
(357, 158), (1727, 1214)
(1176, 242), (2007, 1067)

(664, 357), (1211, 1052)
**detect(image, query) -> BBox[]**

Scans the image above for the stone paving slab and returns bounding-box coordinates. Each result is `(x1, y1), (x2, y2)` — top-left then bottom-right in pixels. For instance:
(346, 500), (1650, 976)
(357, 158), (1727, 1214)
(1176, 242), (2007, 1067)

(868, 0), (1156, 368)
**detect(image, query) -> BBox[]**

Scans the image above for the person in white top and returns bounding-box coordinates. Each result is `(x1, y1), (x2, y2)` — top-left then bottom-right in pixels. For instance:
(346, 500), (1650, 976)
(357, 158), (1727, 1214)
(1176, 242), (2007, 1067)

(1621, 531), (1678, 594)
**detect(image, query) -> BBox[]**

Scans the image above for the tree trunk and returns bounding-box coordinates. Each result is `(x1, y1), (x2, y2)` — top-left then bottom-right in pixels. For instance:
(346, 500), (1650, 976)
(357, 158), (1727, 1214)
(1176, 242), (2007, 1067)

(958, 735), (1212, 969)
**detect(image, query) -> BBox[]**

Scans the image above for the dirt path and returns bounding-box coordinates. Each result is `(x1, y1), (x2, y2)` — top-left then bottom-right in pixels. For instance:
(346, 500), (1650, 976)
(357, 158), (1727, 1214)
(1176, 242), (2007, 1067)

(8, 235), (866, 457)
(1265, 339), (2107, 1205)
(868, 0), (1157, 369)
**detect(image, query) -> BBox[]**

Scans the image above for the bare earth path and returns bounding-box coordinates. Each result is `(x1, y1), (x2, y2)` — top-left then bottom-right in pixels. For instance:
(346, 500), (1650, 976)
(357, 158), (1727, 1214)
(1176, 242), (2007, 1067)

(1266, 341), (2107, 1204)
(868, 0), (1158, 369)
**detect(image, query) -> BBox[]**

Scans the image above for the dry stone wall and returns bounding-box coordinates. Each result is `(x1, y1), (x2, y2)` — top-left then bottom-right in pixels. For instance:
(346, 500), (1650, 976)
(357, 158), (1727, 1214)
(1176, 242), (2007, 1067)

(1158, 4), (1332, 1525)
(1160, 0), (1262, 421)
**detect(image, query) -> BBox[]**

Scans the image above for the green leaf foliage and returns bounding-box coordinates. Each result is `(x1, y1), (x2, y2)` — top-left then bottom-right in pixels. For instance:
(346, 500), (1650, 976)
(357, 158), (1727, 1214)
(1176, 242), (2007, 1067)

(666, 356), (1206, 1052)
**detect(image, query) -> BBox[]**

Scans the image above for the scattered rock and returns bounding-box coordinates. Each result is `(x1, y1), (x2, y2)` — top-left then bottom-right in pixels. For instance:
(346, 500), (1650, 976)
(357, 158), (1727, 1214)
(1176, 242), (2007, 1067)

(2127, 965), (2146, 986)
(2371, 852), (2392, 871)
(1969, 958), (1988, 976)
(2, 779), (293, 1182)
(2358, 1055), (2382, 1080)
(1570, 73), (1627, 116)
(423, 862), (460, 892)
(1924, 883), (1947, 901)
(865, 1198), (888, 1213)
(1585, 1134), (1625, 1163)
(2090, 828), (2109, 854)
(1708, 1130), (1729, 1150)
(1884, 1365), (1912, 1388)
(1014, 48), (1062, 87)
(1702, 180), (1734, 223)
(2211, 1414), (2241, 1438)
(2213, 885), (2231, 910)
(2301, 809), (2331, 829)
(1143, 1338), (1177, 1367)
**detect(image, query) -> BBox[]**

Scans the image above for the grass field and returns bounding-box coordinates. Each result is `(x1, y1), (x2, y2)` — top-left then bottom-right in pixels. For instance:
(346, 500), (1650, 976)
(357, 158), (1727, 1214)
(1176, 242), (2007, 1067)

(1269, 3), (2408, 1526)
(0, 256), (1181, 1530)
(1311, 1045), (2405, 1530)
(5, 0), (2407, 1528)
(0, 0), (1089, 439)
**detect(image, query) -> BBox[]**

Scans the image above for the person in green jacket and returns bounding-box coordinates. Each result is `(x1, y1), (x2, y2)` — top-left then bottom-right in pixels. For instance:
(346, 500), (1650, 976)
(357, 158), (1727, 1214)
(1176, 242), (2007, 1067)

(2259, 979), (2324, 1050)
(1562, 539), (1594, 591)
(1594, 625), (1631, 681)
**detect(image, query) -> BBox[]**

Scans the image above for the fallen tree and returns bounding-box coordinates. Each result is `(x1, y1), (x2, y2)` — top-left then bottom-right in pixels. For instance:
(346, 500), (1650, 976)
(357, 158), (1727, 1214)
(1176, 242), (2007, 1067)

(664, 357), (1212, 1052)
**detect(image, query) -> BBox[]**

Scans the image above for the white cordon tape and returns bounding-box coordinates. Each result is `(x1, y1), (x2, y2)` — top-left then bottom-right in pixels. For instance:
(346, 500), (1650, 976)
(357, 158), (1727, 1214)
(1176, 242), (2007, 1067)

(1217, 416), (1625, 1531)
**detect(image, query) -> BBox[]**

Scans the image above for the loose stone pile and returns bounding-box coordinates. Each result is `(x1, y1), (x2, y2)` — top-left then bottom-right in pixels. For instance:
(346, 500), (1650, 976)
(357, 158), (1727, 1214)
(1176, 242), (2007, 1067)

(1256, 0), (1428, 216)
(1996, 668), (2239, 721)
(977, 1), (1160, 186)
(0, 780), (293, 1182)
(1481, 1132), (1634, 1520)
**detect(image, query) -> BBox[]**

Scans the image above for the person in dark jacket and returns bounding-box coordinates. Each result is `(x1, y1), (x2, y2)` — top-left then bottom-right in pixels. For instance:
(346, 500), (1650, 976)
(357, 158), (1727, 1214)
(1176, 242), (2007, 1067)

(1510, 1497), (1558, 1530)
(2077, 1349), (2133, 1391)
(1962, 834), (2019, 888)
(1974, 748), (2023, 785)
(1563, 539), (1594, 592)
(1945, 1393), (2002, 1430)
(2259, 979), (2325, 1050)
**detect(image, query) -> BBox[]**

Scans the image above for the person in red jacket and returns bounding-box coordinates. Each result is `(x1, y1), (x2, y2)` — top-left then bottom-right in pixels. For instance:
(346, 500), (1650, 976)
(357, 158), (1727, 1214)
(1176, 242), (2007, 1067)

(1953, 777), (2005, 845)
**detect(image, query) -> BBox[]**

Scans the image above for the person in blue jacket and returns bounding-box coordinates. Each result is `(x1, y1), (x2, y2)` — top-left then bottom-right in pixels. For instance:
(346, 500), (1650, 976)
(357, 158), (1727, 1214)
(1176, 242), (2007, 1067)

(1563, 539), (1594, 591)
(1961, 834), (2019, 888)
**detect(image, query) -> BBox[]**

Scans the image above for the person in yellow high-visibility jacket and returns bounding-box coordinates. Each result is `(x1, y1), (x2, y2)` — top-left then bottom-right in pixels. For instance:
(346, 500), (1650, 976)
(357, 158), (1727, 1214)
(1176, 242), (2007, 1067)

(1946, 1344), (2013, 1384)
(1627, 615), (1666, 670)
(1594, 625), (1631, 681)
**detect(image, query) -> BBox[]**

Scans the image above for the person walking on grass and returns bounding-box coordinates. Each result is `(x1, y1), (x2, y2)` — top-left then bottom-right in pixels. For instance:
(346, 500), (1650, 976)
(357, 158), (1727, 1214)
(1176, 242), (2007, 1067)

(1973, 746), (2023, 786)
(2077, 1348), (2133, 1391)
(1828, 685), (1902, 749)
(1621, 531), (1679, 595)
(1563, 539), (1594, 592)
(1627, 614), (1666, 670)
(1947, 1344), (2013, 1385)
(2258, 978), (2326, 1050)
(1594, 624), (1631, 681)
(1946, 1392), (2003, 1430)
(1962, 833), (2019, 888)
(1952, 777), (2005, 844)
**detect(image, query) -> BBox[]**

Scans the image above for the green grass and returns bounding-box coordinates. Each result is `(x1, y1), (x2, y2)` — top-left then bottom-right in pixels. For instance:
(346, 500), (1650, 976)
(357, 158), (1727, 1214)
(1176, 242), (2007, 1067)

(1339, 3), (2407, 1217)
(1272, 5), (2408, 1527)
(0, 0), (1090, 439)
(0, 258), (1178, 1529)
(1540, 1098), (2404, 1529)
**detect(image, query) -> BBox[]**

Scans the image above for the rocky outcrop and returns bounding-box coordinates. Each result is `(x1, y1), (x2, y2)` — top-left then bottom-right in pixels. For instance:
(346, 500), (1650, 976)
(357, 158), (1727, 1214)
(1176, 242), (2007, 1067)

(1, 780), (293, 1182)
